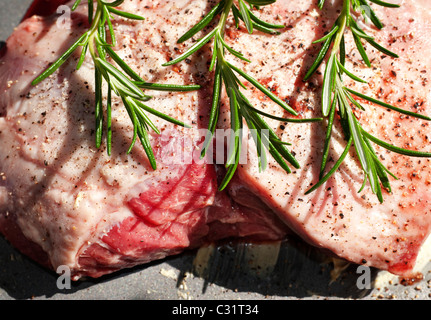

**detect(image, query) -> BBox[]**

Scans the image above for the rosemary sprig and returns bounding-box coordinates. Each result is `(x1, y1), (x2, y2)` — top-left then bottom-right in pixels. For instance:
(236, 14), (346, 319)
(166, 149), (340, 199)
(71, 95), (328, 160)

(164, 0), (321, 190)
(31, 0), (200, 169)
(304, 0), (431, 202)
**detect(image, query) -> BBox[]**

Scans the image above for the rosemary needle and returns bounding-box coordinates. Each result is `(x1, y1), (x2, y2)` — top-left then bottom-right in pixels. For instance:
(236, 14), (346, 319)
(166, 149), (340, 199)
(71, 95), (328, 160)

(31, 0), (200, 169)
(304, 0), (431, 203)
(164, 0), (321, 191)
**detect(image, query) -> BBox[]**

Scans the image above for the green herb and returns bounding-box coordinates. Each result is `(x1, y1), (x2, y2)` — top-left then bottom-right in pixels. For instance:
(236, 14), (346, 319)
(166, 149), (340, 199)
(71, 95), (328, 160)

(164, 0), (322, 190)
(31, 0), (200, 169)
(304, 0), (431, 203)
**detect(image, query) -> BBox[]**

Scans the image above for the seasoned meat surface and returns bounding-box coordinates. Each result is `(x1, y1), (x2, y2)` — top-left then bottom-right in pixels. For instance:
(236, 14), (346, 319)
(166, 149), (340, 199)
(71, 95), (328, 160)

(216, 0), (431, 275)
(0, 0), (289, 279)
(0, 0), (430, 279)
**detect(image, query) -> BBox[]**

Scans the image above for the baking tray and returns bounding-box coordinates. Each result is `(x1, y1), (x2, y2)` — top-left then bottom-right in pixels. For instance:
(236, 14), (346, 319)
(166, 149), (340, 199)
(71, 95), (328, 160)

(0, 0), (430, 301)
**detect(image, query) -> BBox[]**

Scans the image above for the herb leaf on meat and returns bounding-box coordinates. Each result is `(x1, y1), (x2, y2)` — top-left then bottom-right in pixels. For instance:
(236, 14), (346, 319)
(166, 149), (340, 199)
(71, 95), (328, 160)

(164, 0), (322, 190)
(32, 0), (200, 168)
(304, 0), (431, 203)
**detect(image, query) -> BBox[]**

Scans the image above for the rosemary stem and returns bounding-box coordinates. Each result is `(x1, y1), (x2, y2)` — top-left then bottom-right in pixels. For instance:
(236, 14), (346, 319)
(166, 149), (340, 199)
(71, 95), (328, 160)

(332, 0), (349, 56)
(216, 0), (233, 64)
(88, 1), (103, 60)
(219, 0), (233, 37)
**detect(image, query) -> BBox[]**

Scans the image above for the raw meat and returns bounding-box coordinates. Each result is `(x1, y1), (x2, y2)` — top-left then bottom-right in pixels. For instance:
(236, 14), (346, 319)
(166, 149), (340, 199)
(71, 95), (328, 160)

(0, 0), (430, 281)
(216, 0), (431, 276)
(0, 0), (288, 280)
